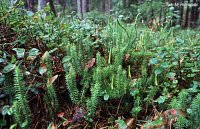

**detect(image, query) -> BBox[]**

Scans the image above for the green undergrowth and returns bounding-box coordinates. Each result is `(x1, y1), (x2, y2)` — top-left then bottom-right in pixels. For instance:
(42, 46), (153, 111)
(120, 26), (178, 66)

(0, 1), (200, 128)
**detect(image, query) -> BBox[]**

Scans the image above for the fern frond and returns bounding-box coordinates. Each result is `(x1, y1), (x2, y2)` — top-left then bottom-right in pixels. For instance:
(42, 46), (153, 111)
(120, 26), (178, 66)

(113, 48), (123, 67)
(174, 115), (189, 129)
(96, 52), (106, 67)
(190, 93), (200, 127)
(141, 59), (147, 79)
(65, 66), (80, 104)
(88, 82), (100, 117)
(170, 97), (181, 109)
(93, 67), (102, 83)
(80, 69), (91, 103)
(67, 44), (81, 73)
(44, 83), (59, 114)
(86, 67), (101, 118)
(13, 66), (31, 128)
(101, 65), (115, 79)
(170, 90), (188, 110)
(177, 90), (188, 110)
(112, 65), (128, 98)
(42, 52), (59, 115)
(144, 85), (158, 103)
(146, 74), (155, 87)
(131, 96), (142, 117)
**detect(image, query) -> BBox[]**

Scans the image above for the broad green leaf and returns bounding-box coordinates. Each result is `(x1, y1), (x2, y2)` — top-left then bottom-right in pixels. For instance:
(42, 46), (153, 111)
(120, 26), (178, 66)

(12, 48), (25, 58)
(149, 58), (158, 65)
(0, 75), (4, 84)
(166, 72), (176, 78)
(28, 48), (39, 56)
(175, 25), (181, 28)
(131, 106), (142, 115)
(130, 89), (139, 97)
(187, 74), (196, 78)
(187, 84), (199, 93)
(2, 105), (10, 116)
(155, 96), (166, 104)
(104, 94), (109, 101)
(63, 63), (70, 71)
(11, 55), (16, 63)
(21, 120), (28, 128)
(0, 58), (5, 63)
(3, 64), (16, 73)
(7, 108), (13, 115)
(118, 15), (124, 19)
(155, 67), (163, 75)
(187, 109), (192, 114)
(172, 61), (178, 66)
(9, 124), (17, 129)
(160, 62), (169, 68)
(169, 6), (175, 11)
(173, 80), (178, 84)
(27, 48), (40, 61)
(39, 64), (47, 75)
(176, 38), (184, 44)
(192, 81), (199, 87)
(185, 63), (193, 67)
(115, 119), (127, 129)
(157, 51), (165, 58)
(25, 71), (31, 75)
(191, 68), (199, 72)
(62, 56), (71, 63)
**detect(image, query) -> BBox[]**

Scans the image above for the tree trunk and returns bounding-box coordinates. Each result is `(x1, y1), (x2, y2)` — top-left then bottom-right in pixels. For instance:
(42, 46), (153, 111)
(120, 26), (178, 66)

(38, 0), (48, 11)
(188, 0), (192, 27)
(197, 2), (200, 29)
(49, 0), (57, 16)
(123, 0), (127, 8)
(77, 0), (82, 17)
(103, 0), (111, 14)
(29, 0), (35, 12)
(24, 0), (35, 12)
(180, 0), (184, 26)
(192, 0), (199, 27)
(82, 0), (89, 14)
(10, 0), (16, 5)
(184, 0), (190, 27)
(57, 0), (68, 14)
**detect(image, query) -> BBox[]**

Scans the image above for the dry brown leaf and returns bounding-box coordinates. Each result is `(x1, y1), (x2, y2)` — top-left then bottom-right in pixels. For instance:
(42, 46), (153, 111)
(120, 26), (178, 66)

(163, 109), (186, 128)
(62, 120), (71, 127)
(180, 57), (184, 64)
(85, 58), (95, 69)
(39, 63), (47, 75)
(125, 118), (135, 129)
(57, 112), (65, 118)
(125, 54), (130, 61)
(41, 51), (49, 61)
(51, 123), (57, 129)
(47, 75), (58, 85)
(27, 56), (36, 61)
(164, 109), (186, 117)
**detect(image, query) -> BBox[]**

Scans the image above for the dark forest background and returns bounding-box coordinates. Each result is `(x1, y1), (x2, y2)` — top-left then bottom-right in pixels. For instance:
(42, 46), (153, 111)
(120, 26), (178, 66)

(19, 0), (200, 28)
